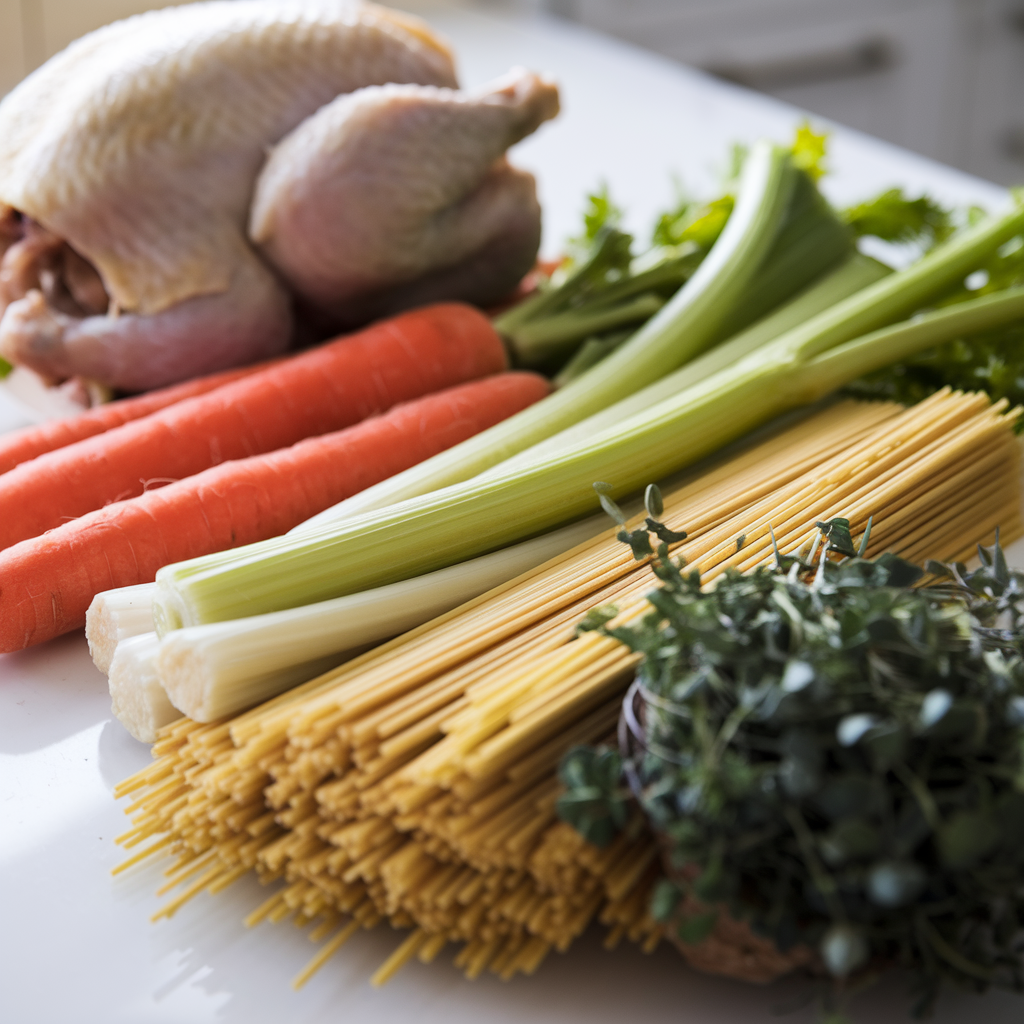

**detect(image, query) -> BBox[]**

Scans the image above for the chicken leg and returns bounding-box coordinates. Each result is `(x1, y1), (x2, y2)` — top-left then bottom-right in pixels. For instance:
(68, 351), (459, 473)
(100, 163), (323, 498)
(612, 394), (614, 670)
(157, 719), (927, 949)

(1, 250), (291, 391)
(250, 69), (560, 327)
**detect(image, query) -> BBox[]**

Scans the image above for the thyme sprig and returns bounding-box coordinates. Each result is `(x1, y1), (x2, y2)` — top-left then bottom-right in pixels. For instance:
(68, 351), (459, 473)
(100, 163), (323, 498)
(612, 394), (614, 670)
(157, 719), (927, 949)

(561, 499), (1024, 1015)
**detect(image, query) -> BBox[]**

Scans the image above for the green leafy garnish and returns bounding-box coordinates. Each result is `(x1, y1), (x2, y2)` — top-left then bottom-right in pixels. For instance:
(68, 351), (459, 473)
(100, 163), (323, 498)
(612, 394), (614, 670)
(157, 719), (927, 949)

(791, 122), (829, 182)
(560, 517), (1024, 1015)
(556, 745), (630, 848)
(567, 183), (624, 258)
(651, 194), (734, 252)
(843, 188), (955, 251)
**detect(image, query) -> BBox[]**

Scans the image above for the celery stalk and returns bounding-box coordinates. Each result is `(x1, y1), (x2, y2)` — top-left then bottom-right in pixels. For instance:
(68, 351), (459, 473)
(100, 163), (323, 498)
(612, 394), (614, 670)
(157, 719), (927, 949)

(797, 287), (1024, 390)
(507, 157), (850, 369)
(108, 633), (181, 743)
(489, 253), (890, 475)
(86, 582), (158, 674)
(508, 291), (665, 364)
(716, 161), (853, 335)
(159, 514), (608, 720)
(152, 205), (1024, 632)
(500, 245), (701, 367)
(552, 331), (632, 388)
(299, 142), (801, 524)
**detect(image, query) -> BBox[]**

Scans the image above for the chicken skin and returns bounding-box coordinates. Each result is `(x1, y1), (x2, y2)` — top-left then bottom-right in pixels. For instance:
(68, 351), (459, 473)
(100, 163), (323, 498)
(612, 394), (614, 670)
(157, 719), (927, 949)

(0, 0), (559, 391)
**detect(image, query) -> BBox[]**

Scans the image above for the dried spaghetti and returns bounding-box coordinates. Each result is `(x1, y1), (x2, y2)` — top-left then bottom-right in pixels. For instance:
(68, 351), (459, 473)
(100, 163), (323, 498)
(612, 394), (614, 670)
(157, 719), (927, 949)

(114, 390), (1022, 987)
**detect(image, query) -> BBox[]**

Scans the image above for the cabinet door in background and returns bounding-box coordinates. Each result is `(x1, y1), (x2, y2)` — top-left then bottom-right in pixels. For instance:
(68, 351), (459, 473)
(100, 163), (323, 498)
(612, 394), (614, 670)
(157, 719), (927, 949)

(964, 0), (1024, 187)
(555, 0), (983, 180)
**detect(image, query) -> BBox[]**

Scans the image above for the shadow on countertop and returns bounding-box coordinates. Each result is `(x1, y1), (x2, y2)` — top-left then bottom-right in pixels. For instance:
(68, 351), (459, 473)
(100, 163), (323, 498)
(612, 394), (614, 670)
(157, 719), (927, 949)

(0, 630), (115, 754)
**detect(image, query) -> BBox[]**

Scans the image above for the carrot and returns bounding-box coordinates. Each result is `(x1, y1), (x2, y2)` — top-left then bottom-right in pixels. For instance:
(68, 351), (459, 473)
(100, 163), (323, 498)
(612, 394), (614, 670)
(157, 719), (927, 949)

(0, 303), (506, 551)
(0, 371), (549, 651)
(0, 359), (281, 475)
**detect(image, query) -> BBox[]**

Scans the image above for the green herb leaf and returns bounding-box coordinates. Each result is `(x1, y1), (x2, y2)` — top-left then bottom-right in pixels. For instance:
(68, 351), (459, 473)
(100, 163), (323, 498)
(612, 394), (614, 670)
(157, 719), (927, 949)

(649, 878), (682, 922)
(937, 811), (1000, 870)
(820, 924), (869, 978)
(556, 745), (630, 848)
(842, 188), (954, 250)
(576, 604), (619, 635)
(644, 483), (664, 520)
(791, 122), (829, 182)
(677, 910), (718, 944)
(815, 517), (857, 557)
(866, 860), (927, 908)
(570, 183), (624, 252)
(593, 482), (627, 525)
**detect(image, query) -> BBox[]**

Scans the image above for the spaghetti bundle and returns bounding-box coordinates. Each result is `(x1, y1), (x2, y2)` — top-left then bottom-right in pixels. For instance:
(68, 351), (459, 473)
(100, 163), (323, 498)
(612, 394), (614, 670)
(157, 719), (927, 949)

(115, 390), (1023, 987)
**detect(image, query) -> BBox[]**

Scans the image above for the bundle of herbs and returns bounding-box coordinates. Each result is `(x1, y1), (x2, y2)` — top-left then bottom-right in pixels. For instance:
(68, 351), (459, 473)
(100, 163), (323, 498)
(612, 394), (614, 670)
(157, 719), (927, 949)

(559, 499), (1024, 1016)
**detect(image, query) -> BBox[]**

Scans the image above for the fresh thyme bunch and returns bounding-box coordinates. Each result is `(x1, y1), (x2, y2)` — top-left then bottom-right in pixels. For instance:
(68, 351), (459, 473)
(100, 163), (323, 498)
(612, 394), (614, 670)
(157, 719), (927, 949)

(561, 493), (1024, 1015)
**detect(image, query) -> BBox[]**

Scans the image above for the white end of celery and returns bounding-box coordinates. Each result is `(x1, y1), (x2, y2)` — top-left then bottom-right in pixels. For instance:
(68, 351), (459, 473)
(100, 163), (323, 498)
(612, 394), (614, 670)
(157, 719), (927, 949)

(160, 641), (346, 723)
(108, 632), (180, 743)
(159, 514), (607, 721)
(86, 583), (158, 674)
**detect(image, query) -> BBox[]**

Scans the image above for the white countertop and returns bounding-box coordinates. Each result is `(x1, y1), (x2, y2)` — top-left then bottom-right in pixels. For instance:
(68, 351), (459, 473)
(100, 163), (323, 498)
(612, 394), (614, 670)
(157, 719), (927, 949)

(1, 5), (1022, 1023)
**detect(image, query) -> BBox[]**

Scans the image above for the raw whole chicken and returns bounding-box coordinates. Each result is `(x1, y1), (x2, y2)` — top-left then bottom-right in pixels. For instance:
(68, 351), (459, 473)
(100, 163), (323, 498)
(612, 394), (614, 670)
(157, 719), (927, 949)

(0, 0), (559, 391)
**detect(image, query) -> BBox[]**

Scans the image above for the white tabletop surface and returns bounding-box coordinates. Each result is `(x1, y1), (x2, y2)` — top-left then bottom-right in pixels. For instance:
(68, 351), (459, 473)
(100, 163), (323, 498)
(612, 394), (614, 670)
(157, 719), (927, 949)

(2, 5), (1023, 1023)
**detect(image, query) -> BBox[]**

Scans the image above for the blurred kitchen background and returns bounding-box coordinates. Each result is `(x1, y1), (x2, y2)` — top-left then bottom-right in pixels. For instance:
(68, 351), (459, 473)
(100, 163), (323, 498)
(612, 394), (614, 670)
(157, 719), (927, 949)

(1, 0), (1022, 186)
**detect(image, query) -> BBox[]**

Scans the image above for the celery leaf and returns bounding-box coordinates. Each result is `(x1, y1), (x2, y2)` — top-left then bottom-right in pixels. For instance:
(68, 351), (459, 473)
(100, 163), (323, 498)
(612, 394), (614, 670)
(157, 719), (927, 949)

(791, 121), (829, 182)
(843, 188), (954, 250)
(568, 183), (623, 256)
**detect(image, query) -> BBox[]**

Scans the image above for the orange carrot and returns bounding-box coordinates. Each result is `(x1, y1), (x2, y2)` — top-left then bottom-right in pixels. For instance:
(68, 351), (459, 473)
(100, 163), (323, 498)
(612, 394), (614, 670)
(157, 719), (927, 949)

(0, 303), (507, 551)
(0, 371), (549, 651)
(0, 359), (280, 475)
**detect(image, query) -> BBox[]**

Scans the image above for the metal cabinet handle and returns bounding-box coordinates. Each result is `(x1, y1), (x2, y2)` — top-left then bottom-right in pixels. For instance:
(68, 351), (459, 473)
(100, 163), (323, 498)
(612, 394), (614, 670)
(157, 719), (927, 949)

(705, 36), (897, 89)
